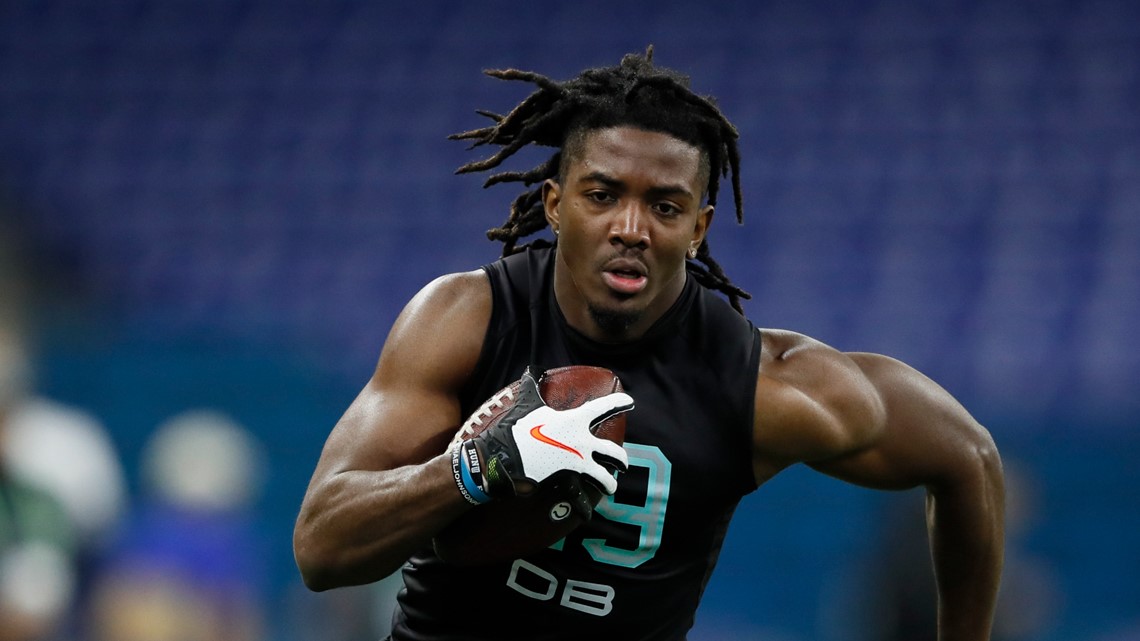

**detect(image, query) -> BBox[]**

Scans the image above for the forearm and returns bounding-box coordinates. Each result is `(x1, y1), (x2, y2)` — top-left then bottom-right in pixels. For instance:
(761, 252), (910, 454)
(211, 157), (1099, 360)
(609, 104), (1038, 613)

(926, 442), (1005, 641)
(293, 452), (470, 590)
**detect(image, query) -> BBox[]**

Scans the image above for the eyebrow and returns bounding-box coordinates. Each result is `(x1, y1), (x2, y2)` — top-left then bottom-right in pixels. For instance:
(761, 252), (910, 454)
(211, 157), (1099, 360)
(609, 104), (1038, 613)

(578, 171), (695, 201)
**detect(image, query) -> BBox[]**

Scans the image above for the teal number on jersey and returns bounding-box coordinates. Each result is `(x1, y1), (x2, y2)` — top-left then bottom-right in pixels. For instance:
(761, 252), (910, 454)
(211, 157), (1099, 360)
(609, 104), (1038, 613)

(581, 443), (672, 568)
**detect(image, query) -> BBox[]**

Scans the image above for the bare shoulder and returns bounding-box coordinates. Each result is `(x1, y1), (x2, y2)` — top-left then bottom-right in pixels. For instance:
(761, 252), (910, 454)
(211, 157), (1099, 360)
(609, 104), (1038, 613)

(311, 269), (491, 477)
(409, 269), (491, 311)
(757, 329), (883, 417)
(752, 329), (887, 482)
(759, 327), (814, 353)
(759, 328), (831, 363)
(754, 329), (997, 490)
(391, 269), (491, 339)
(376, 269), (491, 389)
(759, 329), (908, 371)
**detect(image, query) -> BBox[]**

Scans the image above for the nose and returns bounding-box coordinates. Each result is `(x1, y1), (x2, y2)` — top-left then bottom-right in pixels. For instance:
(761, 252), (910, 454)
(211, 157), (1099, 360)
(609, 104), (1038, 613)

(609, 203), (650, 249)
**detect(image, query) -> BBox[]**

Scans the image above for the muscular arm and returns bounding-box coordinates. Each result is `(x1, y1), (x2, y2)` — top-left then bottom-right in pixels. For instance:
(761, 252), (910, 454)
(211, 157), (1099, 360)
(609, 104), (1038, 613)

(754, 330), (1005, 641)
(293, 270), (491, 590)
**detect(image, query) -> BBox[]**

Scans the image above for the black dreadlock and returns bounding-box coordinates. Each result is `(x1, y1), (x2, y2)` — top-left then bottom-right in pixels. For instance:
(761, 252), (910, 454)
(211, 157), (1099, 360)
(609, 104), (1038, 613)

(450, 46), (751, 313)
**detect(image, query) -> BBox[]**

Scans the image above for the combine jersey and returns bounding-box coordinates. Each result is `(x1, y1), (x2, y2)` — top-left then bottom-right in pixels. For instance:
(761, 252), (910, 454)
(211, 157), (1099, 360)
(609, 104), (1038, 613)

(392, 246), (761, 641)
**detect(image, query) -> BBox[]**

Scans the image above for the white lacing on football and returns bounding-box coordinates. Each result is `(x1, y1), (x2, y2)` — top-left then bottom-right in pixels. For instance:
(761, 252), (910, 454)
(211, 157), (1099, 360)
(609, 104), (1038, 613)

(453, 386), (515, 443)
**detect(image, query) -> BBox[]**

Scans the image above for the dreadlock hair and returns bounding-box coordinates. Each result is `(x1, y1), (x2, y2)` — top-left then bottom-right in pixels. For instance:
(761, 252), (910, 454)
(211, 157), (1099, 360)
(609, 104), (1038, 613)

(450, 46), (751, 313)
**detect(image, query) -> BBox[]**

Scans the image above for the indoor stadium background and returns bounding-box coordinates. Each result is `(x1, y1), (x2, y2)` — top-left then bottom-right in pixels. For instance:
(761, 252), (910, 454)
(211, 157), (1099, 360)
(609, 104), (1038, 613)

(1, 1), (1137, 639)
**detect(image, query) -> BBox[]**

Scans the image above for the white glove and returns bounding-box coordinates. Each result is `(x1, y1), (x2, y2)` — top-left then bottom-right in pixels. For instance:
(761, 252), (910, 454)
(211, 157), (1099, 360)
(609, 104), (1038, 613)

(451, 368), (633, 504)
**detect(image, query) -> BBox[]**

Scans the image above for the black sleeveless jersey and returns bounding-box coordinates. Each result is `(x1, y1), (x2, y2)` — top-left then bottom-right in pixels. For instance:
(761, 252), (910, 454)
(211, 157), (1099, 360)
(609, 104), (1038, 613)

(392, 246), (761, 641)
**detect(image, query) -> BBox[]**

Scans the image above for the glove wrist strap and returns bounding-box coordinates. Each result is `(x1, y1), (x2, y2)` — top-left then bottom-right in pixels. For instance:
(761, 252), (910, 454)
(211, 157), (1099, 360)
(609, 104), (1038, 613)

(451, 441), (491, 505)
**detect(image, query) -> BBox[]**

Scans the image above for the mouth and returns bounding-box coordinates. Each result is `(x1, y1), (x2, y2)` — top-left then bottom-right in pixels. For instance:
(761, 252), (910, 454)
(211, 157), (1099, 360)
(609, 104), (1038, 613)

(601, 259), (648, 296)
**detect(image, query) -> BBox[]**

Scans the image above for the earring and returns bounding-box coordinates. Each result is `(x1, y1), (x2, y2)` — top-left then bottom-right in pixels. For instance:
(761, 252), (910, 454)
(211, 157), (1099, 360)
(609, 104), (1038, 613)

(553, 228), (560, 236)
(687, 246), (697, 259)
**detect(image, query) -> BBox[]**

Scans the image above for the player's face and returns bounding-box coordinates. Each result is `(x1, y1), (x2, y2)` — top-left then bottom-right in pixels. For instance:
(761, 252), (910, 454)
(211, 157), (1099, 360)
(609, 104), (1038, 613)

(543, 126), (712, 342)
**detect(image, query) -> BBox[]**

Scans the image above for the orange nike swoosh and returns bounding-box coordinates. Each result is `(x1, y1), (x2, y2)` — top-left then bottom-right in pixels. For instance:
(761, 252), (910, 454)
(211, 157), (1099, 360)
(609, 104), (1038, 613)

(529, 425), (583, 459)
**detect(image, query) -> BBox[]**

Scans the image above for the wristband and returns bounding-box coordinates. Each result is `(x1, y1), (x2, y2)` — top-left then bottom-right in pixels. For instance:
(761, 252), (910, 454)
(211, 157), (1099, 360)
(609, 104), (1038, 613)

(451, 441), (491, 505)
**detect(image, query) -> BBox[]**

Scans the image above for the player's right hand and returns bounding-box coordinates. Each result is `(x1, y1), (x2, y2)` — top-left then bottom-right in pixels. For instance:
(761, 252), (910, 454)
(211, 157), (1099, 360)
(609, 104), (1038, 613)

(450, 368), (633, 505)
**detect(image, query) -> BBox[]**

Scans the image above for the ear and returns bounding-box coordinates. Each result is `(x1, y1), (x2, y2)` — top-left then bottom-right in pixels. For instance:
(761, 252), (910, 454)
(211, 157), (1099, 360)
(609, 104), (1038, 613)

(542, 178), (562, 231)
(691, 204), (714, 250)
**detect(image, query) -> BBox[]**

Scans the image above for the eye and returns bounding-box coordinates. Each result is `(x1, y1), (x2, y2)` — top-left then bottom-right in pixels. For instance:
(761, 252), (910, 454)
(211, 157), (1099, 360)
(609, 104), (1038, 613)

(653, 202), (682, 217)
(585, 191), (616, 205)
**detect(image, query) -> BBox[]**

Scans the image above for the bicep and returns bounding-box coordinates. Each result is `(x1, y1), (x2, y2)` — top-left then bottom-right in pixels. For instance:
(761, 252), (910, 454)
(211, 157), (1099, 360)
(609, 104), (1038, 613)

(308, 271), (491, 481)
(802, 349), (998, 488)
(809, 352), (999, 491)
(753, 331), (997, 492)
(752, 330), (888, 482)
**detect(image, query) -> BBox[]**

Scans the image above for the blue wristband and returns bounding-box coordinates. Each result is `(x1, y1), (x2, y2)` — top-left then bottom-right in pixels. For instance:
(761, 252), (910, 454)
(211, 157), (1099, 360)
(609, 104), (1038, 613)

(452, 441), (491, 505)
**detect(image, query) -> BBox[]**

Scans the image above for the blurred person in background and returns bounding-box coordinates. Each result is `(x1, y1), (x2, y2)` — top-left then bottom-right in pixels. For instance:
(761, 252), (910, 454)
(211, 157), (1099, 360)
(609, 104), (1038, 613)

(281, 575), (404, 641)
(0, 329), (77, 641)
(88, 410), (268, 641)
(824, 462), (1059, 641)
(1, 397), (127, 563)
(989, 464), (1062, 641)
(1, 210), (129, 640)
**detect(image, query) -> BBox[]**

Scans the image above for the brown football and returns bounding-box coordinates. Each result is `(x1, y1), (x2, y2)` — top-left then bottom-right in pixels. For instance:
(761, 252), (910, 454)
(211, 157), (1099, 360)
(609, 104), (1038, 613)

(433, 366), (627, 566)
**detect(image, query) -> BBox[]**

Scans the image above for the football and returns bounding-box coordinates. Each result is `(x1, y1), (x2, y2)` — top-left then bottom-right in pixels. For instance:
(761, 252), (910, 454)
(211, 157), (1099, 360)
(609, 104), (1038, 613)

(433, 366), (627, 566)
